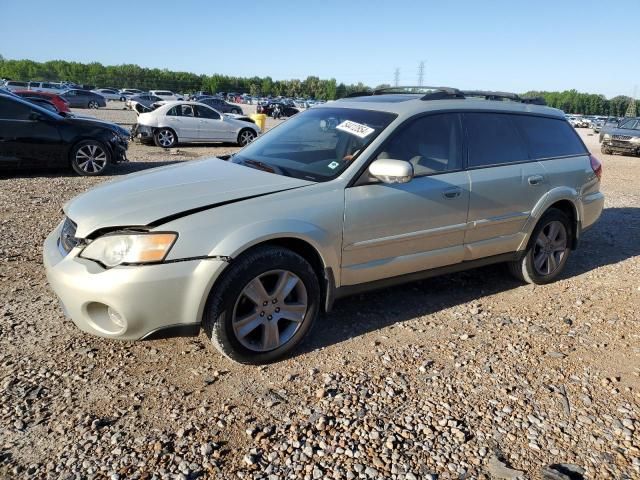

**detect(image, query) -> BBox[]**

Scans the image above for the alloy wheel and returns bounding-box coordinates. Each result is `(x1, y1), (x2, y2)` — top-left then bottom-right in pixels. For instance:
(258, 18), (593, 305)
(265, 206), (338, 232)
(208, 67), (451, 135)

(239, 130), (255, 146)
(75, 144), (107, 174)
(232, 269), (308, 352)
(157, 130), (175, 147)
(533, 220), (567, 276)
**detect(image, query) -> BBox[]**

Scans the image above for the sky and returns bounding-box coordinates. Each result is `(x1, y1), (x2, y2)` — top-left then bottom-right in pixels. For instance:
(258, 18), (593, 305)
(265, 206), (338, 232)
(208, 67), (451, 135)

(1, 0), (638, 98)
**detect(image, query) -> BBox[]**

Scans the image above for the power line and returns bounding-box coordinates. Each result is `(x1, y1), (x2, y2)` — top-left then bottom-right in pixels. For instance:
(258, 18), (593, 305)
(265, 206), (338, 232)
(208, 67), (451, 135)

(394, 68), (400, 87)
(418, 61), (425, 86)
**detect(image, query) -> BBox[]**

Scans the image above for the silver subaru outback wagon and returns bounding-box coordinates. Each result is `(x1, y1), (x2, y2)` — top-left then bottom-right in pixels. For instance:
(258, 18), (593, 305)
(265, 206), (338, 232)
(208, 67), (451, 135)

(44, 87), (605, 364)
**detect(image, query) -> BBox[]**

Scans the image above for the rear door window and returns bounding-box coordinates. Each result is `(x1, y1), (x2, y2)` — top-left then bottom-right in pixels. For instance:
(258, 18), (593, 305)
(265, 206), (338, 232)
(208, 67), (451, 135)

(513, 115), (587, 159)
(464, 113), (529, 167)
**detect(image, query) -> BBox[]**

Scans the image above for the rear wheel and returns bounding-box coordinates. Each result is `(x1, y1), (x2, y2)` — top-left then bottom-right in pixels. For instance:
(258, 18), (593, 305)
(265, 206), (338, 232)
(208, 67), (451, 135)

(203, 246), (320, 364)
(237, 129), (256, 146)
(154, 128), (177, 148)
(231, 108), (241, 114)
(508, 209), (571, 284)
(88, 100), (99, 109)
(70, 140), (110, 176)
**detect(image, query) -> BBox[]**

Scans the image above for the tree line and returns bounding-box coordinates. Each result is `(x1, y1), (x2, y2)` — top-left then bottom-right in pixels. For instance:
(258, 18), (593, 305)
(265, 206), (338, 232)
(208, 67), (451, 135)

(524, 90), (635, 117)
(0, 56), (635, 112)
(0, 56), (368, 100)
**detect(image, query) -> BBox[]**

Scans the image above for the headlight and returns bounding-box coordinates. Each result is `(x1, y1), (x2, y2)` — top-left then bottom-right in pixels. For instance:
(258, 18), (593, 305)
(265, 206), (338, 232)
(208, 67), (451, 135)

(80, 232), (177, 268)
(603, 133), (611, 140)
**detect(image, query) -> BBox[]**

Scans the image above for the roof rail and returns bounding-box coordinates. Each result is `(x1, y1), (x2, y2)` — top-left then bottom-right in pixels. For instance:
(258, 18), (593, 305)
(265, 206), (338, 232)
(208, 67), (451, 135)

(343, 87), (546, 105)
(462, 90), (547, 105)
(345, 86), (464, 100)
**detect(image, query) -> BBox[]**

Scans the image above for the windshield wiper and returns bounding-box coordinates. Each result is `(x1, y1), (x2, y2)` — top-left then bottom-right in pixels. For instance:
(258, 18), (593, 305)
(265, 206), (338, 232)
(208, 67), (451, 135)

(242, 159), (277, 173)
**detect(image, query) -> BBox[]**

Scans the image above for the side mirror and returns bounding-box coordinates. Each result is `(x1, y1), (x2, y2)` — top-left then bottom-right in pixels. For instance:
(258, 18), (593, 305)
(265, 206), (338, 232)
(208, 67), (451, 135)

(369, 158), (414, 184)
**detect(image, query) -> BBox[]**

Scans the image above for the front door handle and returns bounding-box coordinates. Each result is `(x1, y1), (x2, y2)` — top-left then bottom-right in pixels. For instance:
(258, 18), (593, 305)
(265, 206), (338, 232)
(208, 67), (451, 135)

(443, 187), (462, 199)
(528, 175), (544, 185)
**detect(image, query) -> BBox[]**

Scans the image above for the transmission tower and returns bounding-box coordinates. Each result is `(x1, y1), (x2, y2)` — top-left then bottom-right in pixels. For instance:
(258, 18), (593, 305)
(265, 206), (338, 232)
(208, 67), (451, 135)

(394, 68), (400, 87)
(418, 61), (425, 86)
(625, 86), (637, 117)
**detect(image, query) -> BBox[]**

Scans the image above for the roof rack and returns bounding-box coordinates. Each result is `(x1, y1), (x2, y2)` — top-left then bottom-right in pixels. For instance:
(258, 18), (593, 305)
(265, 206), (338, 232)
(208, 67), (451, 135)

(461, 90), (546, 105)
(344, 86), (546, 105)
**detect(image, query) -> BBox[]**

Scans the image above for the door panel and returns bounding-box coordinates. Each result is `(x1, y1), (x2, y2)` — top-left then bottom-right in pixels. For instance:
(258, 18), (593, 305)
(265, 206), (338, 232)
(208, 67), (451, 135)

(198, 118), (223, 140)
(464, 163), (548, 259)
(342, 171), (470, 285)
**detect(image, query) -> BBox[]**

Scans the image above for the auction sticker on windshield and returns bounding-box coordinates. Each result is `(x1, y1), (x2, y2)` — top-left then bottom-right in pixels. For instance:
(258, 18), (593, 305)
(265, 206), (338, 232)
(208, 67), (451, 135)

(336, 120), (375, 139)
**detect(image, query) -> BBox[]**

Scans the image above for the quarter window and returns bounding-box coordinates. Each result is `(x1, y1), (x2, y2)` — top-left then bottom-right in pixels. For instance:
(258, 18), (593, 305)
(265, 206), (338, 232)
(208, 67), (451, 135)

(464, 113), (528, 167)
(513, 115), (587, 159)
(376, 113), (462, 175)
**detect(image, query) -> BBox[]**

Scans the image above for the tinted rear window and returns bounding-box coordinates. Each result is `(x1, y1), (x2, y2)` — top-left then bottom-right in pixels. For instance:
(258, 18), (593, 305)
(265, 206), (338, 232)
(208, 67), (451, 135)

(513, 115), (586, 159)
(464, 113), (528, 167)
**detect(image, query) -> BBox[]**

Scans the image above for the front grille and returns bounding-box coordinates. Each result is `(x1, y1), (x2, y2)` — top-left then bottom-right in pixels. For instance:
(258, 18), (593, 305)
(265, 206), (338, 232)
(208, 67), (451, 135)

(58, 217), (79, 256)
(612, 135), (632, 141)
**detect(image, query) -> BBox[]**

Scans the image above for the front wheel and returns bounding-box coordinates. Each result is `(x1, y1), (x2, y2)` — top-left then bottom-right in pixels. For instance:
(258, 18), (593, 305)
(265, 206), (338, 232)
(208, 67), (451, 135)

(203, 246), (320, 364)
(601, 145), (612, 155)
(154, 128), (177, 148)
(70, 140), (110, 176)
(508, 209), (571, 284)
(237, 129), (256, 146)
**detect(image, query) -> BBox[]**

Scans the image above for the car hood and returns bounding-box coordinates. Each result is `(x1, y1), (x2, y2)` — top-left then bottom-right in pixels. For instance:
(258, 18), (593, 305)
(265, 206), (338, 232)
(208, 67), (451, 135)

(608, 127), (640, 137)
(65, 158), (314, 237)
(61, 114), (128, 134)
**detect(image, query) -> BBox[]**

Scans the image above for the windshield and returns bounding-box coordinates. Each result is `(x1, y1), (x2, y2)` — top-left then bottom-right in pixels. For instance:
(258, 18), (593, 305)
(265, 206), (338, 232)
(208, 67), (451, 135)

(231, 107), (396, 181)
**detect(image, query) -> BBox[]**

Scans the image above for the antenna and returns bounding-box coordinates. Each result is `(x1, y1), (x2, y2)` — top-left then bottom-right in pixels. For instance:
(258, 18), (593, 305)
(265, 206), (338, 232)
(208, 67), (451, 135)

(394, 68), (400, 87)
(418, 61), (425, 87)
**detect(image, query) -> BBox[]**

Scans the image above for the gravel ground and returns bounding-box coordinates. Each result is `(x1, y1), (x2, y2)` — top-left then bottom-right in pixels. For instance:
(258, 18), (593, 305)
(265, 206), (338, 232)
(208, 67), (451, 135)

(0, 125), (639, 480)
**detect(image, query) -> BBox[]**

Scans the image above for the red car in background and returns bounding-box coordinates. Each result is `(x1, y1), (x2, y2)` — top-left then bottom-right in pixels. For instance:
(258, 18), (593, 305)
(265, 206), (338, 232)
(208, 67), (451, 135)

(13, 90), (71, 113)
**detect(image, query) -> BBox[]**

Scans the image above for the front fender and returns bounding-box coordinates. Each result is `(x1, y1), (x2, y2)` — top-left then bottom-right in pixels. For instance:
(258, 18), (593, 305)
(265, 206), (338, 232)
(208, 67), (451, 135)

(210, 219), (340, 275)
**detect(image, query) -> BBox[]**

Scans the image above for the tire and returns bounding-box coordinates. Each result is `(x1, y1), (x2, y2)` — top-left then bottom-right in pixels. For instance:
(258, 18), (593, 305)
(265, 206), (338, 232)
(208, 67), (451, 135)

(508, 208), (572, 285)
(203, 246), (320, 364)
(231, 108), (240, 114)
(154, 128), (178, 148)
(88, 100), (99, 109)
(70, 140), (110, 176)
(601, 145), (612, 155)
(120, 96), (126, 102)
(237, 128), (256, 146)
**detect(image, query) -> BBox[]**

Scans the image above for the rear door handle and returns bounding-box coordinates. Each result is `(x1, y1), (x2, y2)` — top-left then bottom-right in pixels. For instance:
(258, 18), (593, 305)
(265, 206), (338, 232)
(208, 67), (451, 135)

(528, 175), (544, 185)
(443, 187), (462, 199)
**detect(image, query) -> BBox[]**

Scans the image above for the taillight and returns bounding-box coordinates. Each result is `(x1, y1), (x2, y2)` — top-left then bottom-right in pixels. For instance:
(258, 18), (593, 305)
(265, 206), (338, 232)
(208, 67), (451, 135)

(589, 154), (602, 180)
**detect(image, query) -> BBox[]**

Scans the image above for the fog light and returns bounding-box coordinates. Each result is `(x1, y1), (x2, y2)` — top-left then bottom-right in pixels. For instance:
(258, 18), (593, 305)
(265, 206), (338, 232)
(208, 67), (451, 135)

(108, 307), (125, 329)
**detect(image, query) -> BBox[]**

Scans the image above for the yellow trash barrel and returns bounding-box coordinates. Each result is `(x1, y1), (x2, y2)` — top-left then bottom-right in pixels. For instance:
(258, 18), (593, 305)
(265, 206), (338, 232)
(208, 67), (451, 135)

(250, 113), (267, 131)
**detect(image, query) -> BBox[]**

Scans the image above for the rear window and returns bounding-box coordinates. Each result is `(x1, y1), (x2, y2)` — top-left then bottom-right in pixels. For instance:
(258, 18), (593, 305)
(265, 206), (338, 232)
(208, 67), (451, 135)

(464, 113), (528, 167)
(514, 115), (587, 159)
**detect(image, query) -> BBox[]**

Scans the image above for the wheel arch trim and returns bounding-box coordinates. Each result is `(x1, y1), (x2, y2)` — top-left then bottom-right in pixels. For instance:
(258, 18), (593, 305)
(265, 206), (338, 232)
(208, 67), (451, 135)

(518, 188), (581, 251)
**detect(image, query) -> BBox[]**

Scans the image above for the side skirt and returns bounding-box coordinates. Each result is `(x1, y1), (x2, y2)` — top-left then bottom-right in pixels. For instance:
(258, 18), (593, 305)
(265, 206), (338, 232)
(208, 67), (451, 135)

(334, 252), (522, 300)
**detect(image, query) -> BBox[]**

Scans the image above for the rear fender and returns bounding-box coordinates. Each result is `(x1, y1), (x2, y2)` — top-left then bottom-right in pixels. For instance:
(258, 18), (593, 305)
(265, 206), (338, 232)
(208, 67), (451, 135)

(517, 187), (580, 251)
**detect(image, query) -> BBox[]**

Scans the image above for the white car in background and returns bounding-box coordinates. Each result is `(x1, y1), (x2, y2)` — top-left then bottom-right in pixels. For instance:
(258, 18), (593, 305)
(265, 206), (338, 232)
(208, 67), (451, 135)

(149, 90), (184, 101)
(133, 101), (260, 148)
(92, 88), (121, 101)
